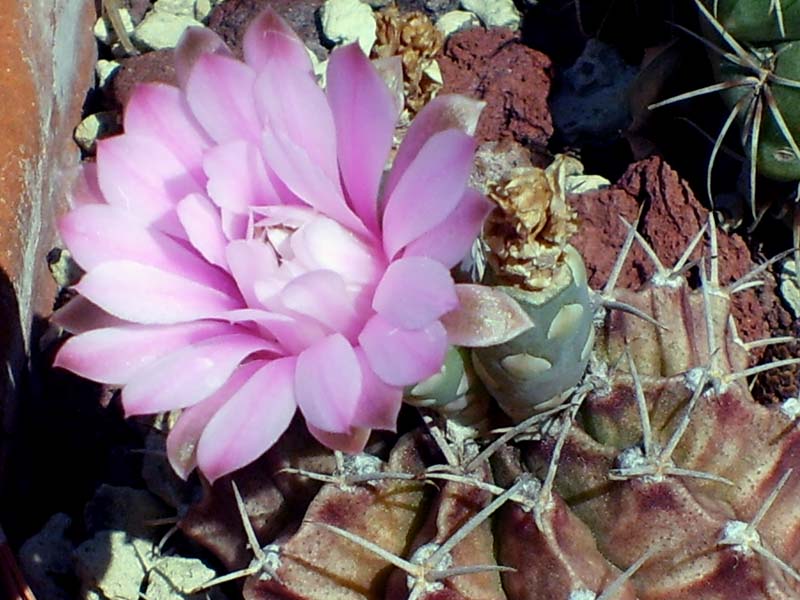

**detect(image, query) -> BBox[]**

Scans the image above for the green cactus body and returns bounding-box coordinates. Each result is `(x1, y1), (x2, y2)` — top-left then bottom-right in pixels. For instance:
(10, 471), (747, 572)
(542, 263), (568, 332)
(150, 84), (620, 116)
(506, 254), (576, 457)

(756, 41), (800, 178)
(707, 0), (800, 43)
(715, 41), (800, 181)
(472, 246), (594, 421)
(406, 347), (491, 431)
(469, 156), (597, 422)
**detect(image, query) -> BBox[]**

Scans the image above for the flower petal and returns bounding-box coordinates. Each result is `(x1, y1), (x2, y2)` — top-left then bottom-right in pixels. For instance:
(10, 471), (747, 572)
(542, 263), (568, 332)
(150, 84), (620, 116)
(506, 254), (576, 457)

(242, 307), (327, 354)
(295, 334), (362, 433)
(53, 321), (231, 385)
(384, 95), (485, 199)
(261, 130), (367, 235)
(122, 333), (275, 415)
(175, 26), (233, 88)
(326, 43), (397, 232)
(254, 61), (338, 184)
(51, 297), (123, 334)
(186, 53), (260, 143)
(403, 189), (493, 268)
(75, 261), (240, 324)
(197, 357), (297, 482)
(371, 56), (404, 116)
(221, 209), (248, 241)
(96, 134), (203, 236)
(124, 83), (212, 173)
(166, 361), (261, 479)
(290, 216), (382, 286)
(382, 129), (476, 258)
(253, 204), (316, 227)
(225, 239), (278, 308)
(350, 348), (402, 431)
(203, 140), (278, 213)
(279, 270), (358, 335)
(60, 203), (232, 291)
(68, 163), (103, 207)
(373, 257), (457, 330)
(307, 425), (370, 453)
(243, 8), (312, 74)
(359, 315), (448, 386)
(441, 284), (535, 347)
(176, 194), (229, 269)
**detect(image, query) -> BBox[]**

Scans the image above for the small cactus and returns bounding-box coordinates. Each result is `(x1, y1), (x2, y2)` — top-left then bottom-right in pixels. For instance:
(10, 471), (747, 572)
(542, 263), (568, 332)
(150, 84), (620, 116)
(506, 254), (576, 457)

(472, 156), (596, 422)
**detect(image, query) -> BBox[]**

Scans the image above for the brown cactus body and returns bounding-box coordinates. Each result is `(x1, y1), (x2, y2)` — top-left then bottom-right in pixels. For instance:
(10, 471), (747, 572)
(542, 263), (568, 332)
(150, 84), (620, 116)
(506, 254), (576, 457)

(522, 219), (800, 598)
(166, 164), (800, 600)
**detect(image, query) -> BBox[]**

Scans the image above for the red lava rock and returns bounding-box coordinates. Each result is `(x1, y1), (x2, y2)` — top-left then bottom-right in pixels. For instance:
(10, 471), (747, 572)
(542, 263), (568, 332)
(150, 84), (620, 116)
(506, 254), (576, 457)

(439, 27), (554, 147)
(108, 49), (178, 108)
(208, 0), (326, 60)
(570, 156), (772, 348)
(569, 185), (644, 291)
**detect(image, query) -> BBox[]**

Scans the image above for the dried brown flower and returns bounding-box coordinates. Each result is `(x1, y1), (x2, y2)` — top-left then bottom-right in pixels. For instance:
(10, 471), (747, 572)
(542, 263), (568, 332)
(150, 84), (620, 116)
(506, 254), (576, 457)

(372, 6), (444, 116)
(484, 155), (583, 292)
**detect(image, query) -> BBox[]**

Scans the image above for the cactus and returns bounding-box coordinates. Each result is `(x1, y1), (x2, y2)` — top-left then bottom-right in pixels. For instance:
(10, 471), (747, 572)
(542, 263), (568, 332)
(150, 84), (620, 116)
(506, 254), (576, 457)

(32, 4), (800, 599)
(651, 0), (800, 226)
(135, 159), (799, 600)
(472, 156), (597, 422)
(709, 0), (800, 43)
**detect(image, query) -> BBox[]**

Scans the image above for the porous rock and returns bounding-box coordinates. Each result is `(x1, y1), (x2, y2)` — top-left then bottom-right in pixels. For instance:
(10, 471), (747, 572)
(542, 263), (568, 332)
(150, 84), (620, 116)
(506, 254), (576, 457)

(108, 49), (178, 107)
(440, 27), (553, 147)
(570, 156), (771, 347)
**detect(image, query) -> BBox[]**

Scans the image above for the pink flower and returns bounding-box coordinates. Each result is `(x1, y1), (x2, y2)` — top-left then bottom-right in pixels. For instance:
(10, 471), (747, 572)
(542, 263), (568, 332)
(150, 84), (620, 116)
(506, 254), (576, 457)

(53, 10), (497, 482)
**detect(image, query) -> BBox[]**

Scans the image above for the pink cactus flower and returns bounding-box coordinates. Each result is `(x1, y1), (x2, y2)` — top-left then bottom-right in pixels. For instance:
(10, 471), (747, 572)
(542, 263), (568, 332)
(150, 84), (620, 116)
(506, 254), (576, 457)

(53, 9), (527, 482)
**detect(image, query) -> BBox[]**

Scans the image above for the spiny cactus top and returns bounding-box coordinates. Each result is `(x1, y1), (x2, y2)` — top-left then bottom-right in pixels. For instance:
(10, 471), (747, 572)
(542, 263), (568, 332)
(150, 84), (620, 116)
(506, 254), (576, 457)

(52, 9), (501, 483)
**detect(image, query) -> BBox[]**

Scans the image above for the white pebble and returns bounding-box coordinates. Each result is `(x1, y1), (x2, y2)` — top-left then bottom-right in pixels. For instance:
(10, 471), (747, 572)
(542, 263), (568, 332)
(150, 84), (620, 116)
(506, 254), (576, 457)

(436, 10), (480, 37)
(132, 11), (205, 51)
(153, 0), (196, 17)
(95, 59), (121, 88)
(460, 0), (521, 28)
(74, 113), (118, 154)
(320, 0), (377, 55)
(194, 0), (215, 22)
(780, 259), (800, 319)
(423, 59), (443, 85)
